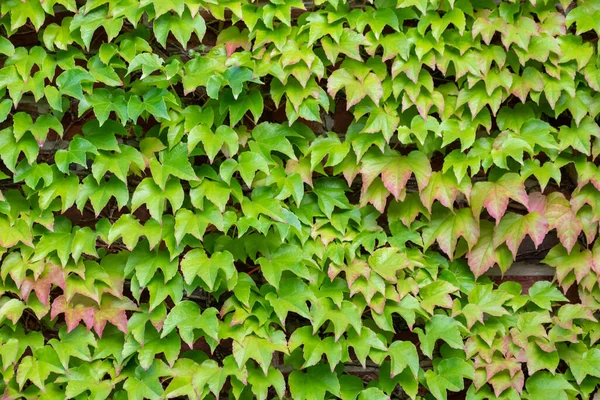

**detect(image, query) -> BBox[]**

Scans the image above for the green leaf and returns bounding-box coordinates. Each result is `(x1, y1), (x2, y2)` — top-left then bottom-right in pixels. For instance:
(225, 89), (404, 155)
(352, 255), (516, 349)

(388, 341), (420, 378)
(232, 330), (288, 375)
(288, 364), (341, 400)
(153, 9), (205, 48)
(180, 249), (236, 291)
(527, 281), (568, 310)
(131, 178), (184, 223)
(424, 357), (474, 400)
(125, 243), (178, 287)
(288, 326), (343, 370)
(161, 302), (219, 348)
(328, 69), (383, 108)
(493, 212), (548, 259)
(150, 143), (198, 189)
(56, 68), (95, 100)
(415, 315), (464, 359)
(524, 372), (576, 400)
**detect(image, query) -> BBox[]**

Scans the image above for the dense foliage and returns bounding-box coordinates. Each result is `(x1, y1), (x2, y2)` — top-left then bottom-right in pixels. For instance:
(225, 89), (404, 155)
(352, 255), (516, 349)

(1, 0), (600, 398)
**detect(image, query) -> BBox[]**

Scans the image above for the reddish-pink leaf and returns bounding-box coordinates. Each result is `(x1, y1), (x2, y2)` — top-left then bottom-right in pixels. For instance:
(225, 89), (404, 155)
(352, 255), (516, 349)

(20, 263), (66, 306)
(51, 295), (138, 337)
(382, 164), (412, 201)
(544, 192), (583, 253)
(51, 295), (95, 333)
(527, 192), (546, 213)
(467, 221), (509, 278)
(471, 173), (529, 223)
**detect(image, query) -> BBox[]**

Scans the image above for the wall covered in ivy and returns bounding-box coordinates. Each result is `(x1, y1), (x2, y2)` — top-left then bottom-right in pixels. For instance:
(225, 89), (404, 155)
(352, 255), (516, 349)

(0, 0), (600, 398)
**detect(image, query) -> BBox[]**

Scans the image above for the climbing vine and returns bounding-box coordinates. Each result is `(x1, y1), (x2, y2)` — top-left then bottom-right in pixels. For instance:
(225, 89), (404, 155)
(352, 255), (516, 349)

(0, 0), (600, 399)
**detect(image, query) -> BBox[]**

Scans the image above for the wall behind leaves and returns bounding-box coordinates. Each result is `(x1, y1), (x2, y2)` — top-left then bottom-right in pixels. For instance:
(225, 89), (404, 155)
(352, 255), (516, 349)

(0, 0), (599, 398)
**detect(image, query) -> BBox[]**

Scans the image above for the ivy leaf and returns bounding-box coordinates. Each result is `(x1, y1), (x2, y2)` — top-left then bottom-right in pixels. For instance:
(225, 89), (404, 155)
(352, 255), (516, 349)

(222, 66), (262, 100)
(361, 149), (431, 201)
(458, 284), (512, 328)
(346, 326), (388, 368)
(131, 178), (184, 223)
(420, 280), (459, 314)
(490, 131), (534, 169)
(388, 341), (420, 378)
(237, 151), (270, 188)
(250, 122), (298, 161)
(92, 145), (145, 183)
(161, 301), (219, 348)
(174, 205), (224, 244)
(525, 341), (559, 375)
(288, 364), (341, 400)
(558, 116), (600, 155)
(415, 315), (464, 359)
(150, 143), (198, 189)
(257, 244), (311, 290)
(153, 9), (205, 48)
(288, 326), (343, 370)
(543, 192), (583, 253)
(372, 295), (425, 332)
(327, 69), (383, 108)
(313, 178), (352, 218)
(467, 220), (513, 278)
(419, 171), (471, 212)
(16, 351), (63, 391)
(48, 326), (96, 369)
(424, 358), (474, 400)
(527, 281), (568, 310)
(247, 364), (286, 400)
(524, 372), (576, 400)
(471, 173), (529, 223)
(221, 88), (264, 125)
(125, 243), (178, 287)
(56, 68), (95, 100)
(232, 330), (288, 375)
(0, 298), (26, 325)
(55, 136), (99, 173)
(188, 125), (238, 162)
(77, 175), (129, 217)
(368, 247), (410, 283)
(310, 298), (362, 341)
(493, 212), (548, 259)
(180, 249), (236, 291)
(265, 276), (316, 326)
(421, 206), (480, 260)
(562, 346), (600, 385)
(542, 244), (593, 287)
(123, 361), (165, 400)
